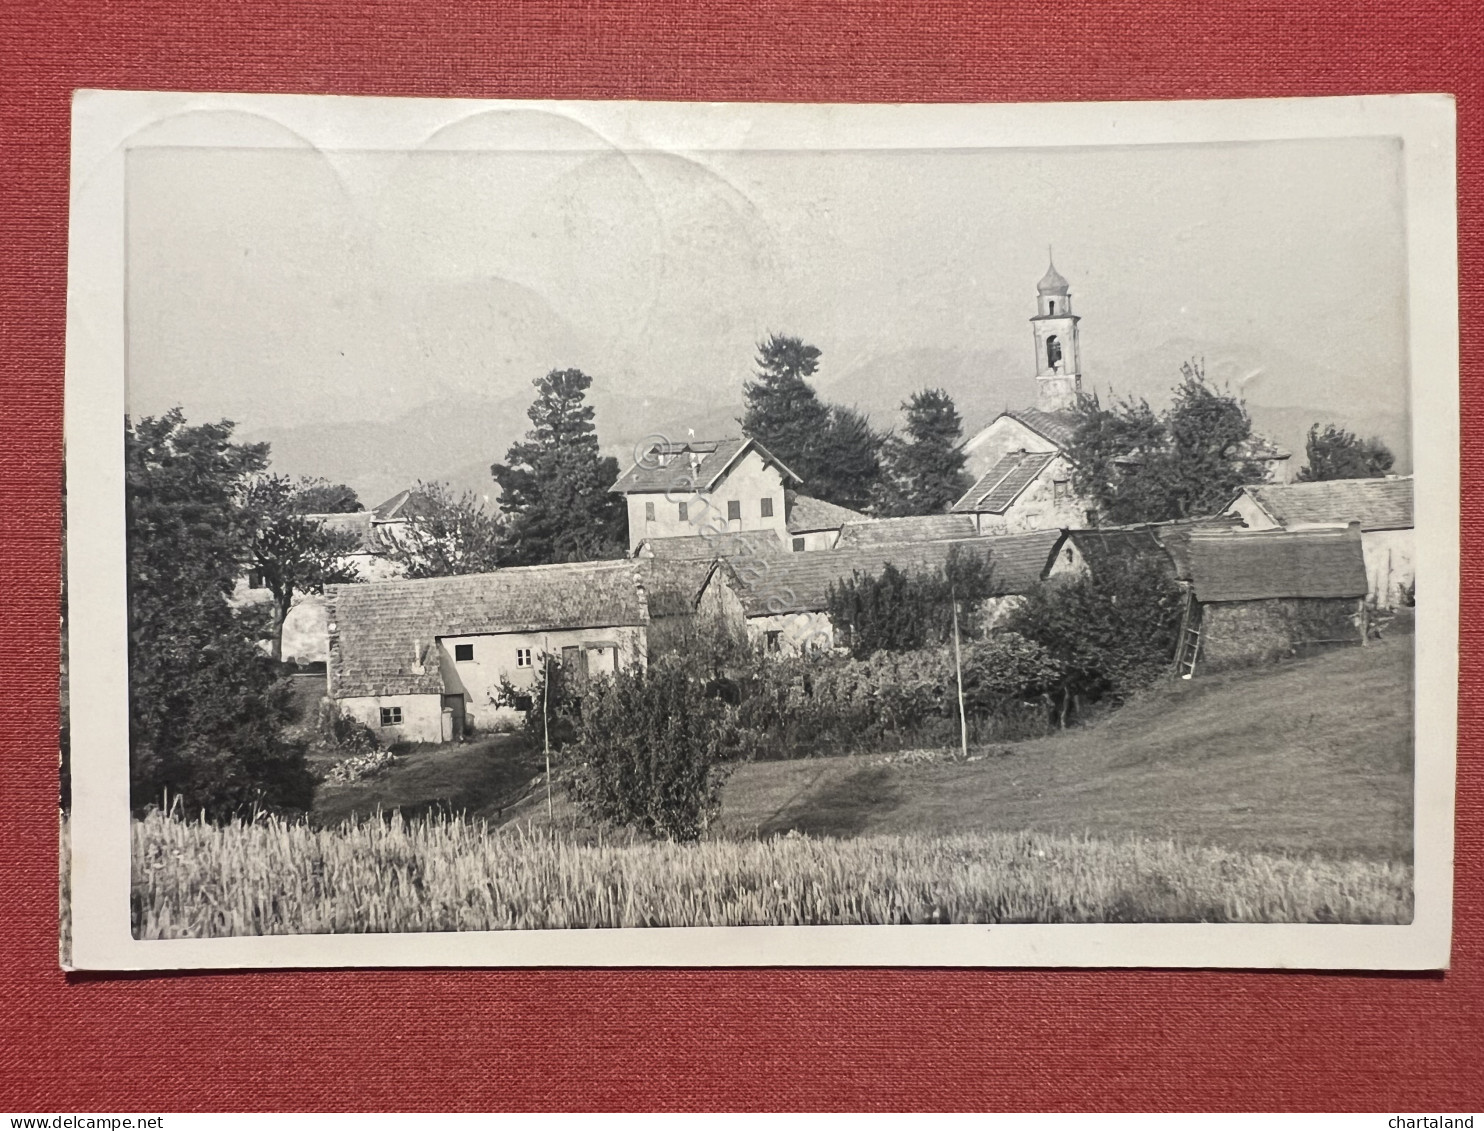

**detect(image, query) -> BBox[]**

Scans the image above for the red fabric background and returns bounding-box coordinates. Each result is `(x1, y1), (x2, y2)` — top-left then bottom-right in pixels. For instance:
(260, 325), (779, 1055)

(2, 0), (1480, 1112)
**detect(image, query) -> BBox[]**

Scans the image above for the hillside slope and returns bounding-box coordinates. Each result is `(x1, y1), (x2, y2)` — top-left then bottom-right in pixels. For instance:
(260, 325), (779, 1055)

(712, 638), (1413, 861)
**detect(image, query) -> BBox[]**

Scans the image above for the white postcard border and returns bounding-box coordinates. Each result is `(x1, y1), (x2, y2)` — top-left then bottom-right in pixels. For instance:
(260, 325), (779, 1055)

(65, 90), (1459, 970)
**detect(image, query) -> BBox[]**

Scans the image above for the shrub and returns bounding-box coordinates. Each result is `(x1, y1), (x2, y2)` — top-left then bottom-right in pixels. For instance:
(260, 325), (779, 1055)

(826, 544), (997, 658)
(561, 658), (739, 841)
(314, 701), (380, 756)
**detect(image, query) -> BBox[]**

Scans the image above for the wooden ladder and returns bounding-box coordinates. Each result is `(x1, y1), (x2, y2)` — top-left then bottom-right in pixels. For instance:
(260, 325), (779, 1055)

(1177, 621), (1202, 679)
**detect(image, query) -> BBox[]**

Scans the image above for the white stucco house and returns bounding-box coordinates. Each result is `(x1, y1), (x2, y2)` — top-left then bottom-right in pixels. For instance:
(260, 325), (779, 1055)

(610, 436), (803, 553)
(1224, 476), (1414, 607)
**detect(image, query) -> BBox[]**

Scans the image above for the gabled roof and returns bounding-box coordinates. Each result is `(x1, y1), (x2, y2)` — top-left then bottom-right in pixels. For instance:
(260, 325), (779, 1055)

(1051, 516), (1244, 583)
(634, 529), (786, 561)
(951, 450), (1059, 514)
(327, 560), (647, 698)
(786, 494), (868, 533)
(835, 513), (977, 548)
(1004, 407), (1082, 450)
(1232, 477), (1414, 532)
(1184, 526), (1368, 603)
(370, 489), (432, 523)
(720, 530), (1062, 616)
(610, 437), (802, 495)
(635, 558), (720, 618)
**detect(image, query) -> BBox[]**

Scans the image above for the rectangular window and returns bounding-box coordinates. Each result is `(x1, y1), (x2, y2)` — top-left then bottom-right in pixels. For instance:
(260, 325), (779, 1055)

(765, 630), (782, 653)
(760, 497), (774, 518)
(247, 569), (264, 589)
(516, 647), (532, 668)
(677, 501), (688, 522)
(454, 643), (474, 662)
(514, 694), (534, 713)
(1053, 479), (1070, 504)
(727, 500), (741, 521)
(792, 537), (806, 552)
(644, 501), (656, 522)
(379, 706), (402, 726)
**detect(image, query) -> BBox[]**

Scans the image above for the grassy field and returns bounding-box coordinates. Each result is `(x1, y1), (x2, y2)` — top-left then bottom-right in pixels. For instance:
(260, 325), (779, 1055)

(128, 635), (1414, 935)
(131, 808), (1411, 936)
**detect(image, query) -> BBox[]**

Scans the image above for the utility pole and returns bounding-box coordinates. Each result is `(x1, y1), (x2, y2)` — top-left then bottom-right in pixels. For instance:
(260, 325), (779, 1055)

(951, 582), (968, 759)
(542, 634), (553, 820)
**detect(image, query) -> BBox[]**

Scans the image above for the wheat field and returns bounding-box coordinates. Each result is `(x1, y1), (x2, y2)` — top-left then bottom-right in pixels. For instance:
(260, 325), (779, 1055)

(127, 809), (1413, 937)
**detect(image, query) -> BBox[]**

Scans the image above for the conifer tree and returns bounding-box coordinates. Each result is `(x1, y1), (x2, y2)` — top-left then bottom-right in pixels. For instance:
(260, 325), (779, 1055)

(877, 388), (972, 515)
(490, 368), (627, 564)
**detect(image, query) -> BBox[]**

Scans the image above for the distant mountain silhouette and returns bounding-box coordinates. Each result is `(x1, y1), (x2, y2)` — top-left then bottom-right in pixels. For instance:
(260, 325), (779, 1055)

(812, 346), (1035, 435)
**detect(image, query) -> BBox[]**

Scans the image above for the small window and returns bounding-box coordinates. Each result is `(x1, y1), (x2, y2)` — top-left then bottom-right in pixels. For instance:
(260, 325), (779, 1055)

(513, 694), (533, 713)
(760, 497), (774, 518)
(792, 537), (806, 552)
(644, 501), (656, 522)
(1053, 479), (1070, 504)
(765, 630), (782, 653)
(454, 643), (474, 662)
(1049, 300), (1056, 314)
(247, 569), (264, 589)
(516, 647), (532, 668)
(677, 501), (688, 522)
(727, 500), (741, 521)
(379, 706), (402, 726)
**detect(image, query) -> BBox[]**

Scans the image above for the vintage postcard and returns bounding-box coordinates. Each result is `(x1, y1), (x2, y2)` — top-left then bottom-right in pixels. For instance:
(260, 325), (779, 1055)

(63, 91), (1457, 969)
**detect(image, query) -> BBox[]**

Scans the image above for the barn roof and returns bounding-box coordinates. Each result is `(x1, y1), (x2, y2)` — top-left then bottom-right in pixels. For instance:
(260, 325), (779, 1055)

(835, 513), (978, 548)
(327, 560), (648, 698)
(1184, 526), (1368, 603)
(721, 530), (1061, 616)
(786, 493), (867, 533)
(951, 450), (1059, 514)
(634, 529), (786, 561)
(370, 488), (434, 522)
(610, 437), (801, 495)
(635, 558), (720, 618)
(1054, 516), (1244, 582)
(1232, 477), (1414, 531)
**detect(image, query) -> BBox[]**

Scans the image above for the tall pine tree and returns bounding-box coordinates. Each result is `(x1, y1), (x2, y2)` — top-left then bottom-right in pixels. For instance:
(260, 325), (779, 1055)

(741, 333), (882, 510)
(877, 388), (971, 515)
(490, 368), (627, 565)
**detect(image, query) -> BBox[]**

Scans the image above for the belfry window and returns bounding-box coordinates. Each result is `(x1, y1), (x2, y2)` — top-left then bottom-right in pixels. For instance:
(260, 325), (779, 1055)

(1046, 334), (1063, 370)
(1048, 300), (1056, 314)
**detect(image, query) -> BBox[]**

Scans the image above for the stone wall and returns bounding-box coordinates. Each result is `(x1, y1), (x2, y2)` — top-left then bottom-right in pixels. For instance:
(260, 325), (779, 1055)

(1200, 597), (1362, 670)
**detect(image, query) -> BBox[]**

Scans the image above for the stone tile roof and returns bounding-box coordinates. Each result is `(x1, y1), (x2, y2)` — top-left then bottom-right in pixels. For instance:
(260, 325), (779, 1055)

(951, 450), (1059, 514)
(635, 558), (719, 618)
(306, 511), (376, 553)
(1055, 517), (1244, 583)
(1004, 407), (1082, 449)
(635, 529), (786, 561)
(721, 530), (1062, 616)
(1235, 477), (1414, 531)
(610, 437), (801, 495)
(327, 560), (647, 698)
(1184, 527), (1368, 603)
(835, 513), (978, 548)
(370, 489), (432, 522)
(786, 493), (867, 533)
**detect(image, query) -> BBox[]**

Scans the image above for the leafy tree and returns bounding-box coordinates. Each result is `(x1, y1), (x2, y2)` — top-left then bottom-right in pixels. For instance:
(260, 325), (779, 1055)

(490, 368), (627, 565)
(562, 657), (738, 841)
(826, 546), (997, 658)
(1069, 359), (1267, 525)
(1298, 423), (1395, 481)
(877, 388), (972, 515)
(741, 333), (883, 509)
(290, 479), (362, 513)
(126, 410), (314, 818)
(243, 475), (364, 661)
(375, 479), (507, 579)
(1004, 553), (1185, 724)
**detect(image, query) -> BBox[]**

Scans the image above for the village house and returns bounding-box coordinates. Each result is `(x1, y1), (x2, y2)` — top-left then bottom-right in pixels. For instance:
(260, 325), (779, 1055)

(716, 530), (1063, 653)
(1225, 476), (1414, 607)
(958, 260), (1291, 534)
(324, 557), (724, 744)
(785, 494), (868, 551)
(610, 436), (802, 553)
(1170, 524), (1371, 673)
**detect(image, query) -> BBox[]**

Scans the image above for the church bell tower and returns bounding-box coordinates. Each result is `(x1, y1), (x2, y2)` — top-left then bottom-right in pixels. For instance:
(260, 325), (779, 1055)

(1031, 252), (1082, 412)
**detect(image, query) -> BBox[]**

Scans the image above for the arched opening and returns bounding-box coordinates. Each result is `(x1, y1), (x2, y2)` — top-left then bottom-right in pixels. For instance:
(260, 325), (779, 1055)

(1048, 300), (1056, 314)
(1046, 334), (1062, 371)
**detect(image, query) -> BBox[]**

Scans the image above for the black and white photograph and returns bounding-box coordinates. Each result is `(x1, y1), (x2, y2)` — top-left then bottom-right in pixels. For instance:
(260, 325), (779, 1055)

(62, 92), (1458, 969)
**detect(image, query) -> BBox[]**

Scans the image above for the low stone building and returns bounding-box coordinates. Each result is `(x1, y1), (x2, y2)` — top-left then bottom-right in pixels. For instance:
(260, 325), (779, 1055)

(1225, 476), (1414, 607)
(1175, 525), (1370, 672)
(718, 529), (1063, 653)
(325, 557), (729, 744)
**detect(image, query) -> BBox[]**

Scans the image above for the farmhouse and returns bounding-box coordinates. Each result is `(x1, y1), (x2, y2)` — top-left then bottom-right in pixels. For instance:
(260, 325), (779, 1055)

(1044, 516), (1242, 582)
(785, 494), (868, 552)
(719, 529), (1063, 653)
(610, 436), (802, 552)
(1173, 525), (1370, 673)
(1225, 476), (1414, 607)
(325, 557), (727, 744)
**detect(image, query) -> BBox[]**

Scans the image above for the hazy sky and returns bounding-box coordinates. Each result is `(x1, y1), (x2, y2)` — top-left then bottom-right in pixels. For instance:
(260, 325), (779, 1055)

(125, 135), (1409, 433)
